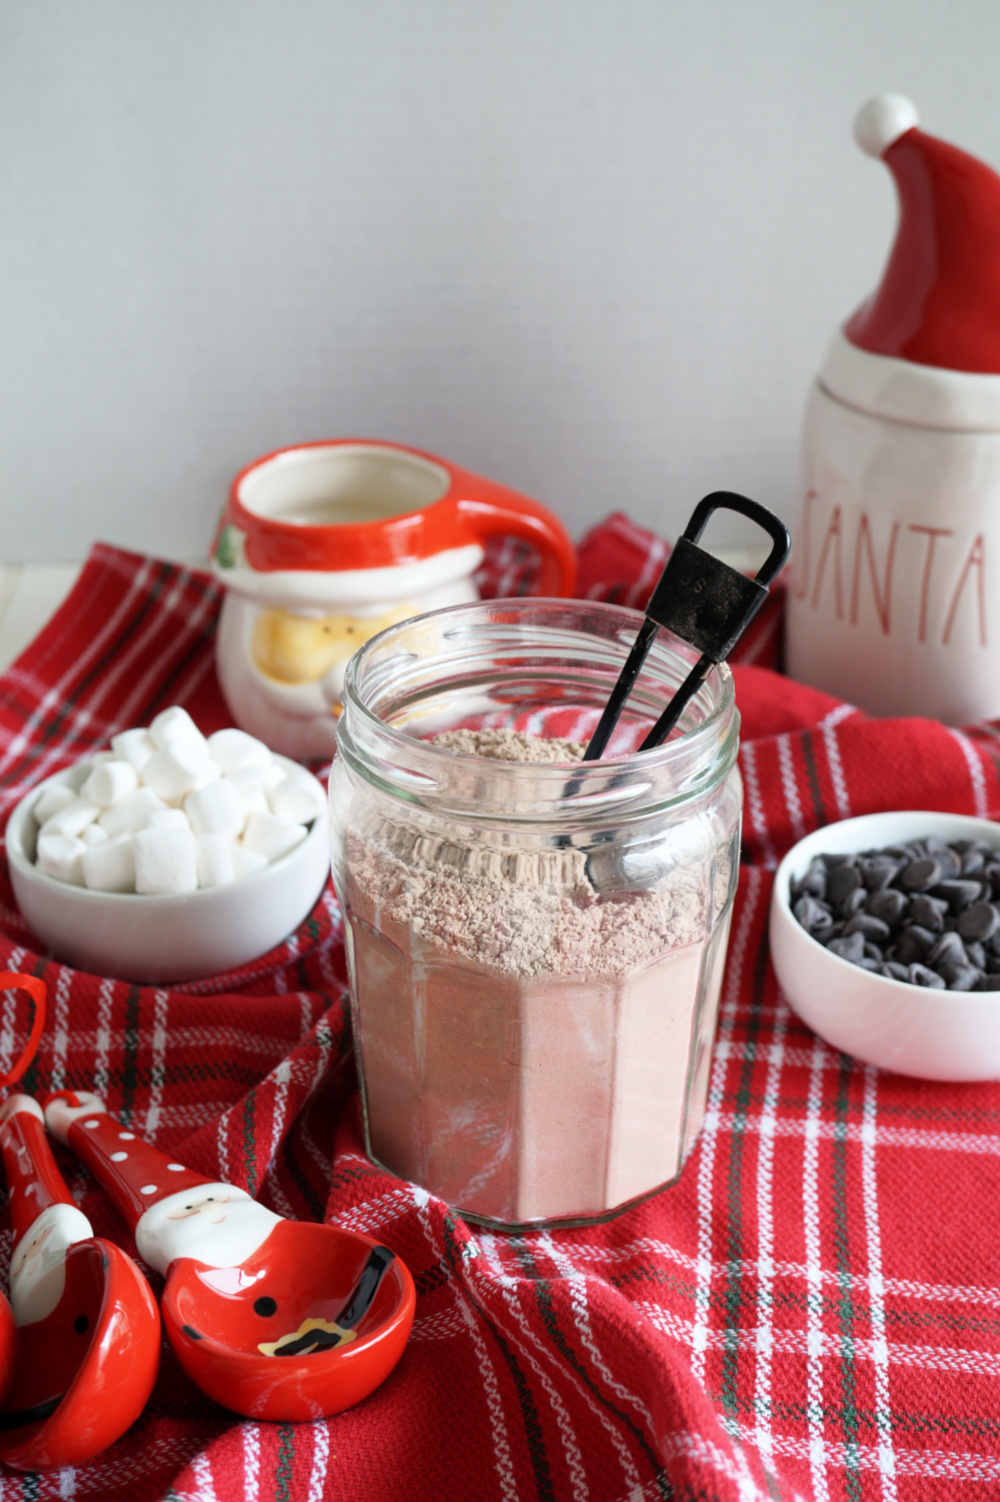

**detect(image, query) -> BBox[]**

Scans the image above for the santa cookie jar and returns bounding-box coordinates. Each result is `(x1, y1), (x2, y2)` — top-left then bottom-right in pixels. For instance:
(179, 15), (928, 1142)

(787, 95), (1000, 723)
(212, 440), (576, 759)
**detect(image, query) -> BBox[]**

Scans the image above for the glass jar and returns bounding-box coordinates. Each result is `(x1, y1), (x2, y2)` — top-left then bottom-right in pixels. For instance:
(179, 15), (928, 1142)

(329, 599), (742, 1230)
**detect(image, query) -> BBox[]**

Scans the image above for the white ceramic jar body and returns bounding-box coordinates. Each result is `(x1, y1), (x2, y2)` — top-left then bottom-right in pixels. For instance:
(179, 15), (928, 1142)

(788, 379), (1000, 723)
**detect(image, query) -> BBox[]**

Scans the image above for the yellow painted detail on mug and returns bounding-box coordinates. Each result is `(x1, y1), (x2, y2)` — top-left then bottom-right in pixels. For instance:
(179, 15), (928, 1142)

(251, 605), (416, 684)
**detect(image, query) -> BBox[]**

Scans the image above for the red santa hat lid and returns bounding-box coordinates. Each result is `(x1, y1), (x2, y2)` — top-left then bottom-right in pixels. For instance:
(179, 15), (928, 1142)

(844, 95), (1000, 373)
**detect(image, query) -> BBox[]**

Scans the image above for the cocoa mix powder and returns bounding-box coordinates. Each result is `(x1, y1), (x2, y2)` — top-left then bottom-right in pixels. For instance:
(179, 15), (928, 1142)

(345, 727), (718, 980)
(342, 727), (732, 1223)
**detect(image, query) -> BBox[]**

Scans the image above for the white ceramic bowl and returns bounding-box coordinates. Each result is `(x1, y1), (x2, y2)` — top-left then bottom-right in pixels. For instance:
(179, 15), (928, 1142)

(770, 810), (1000, 1081)
(6, 756), (331, 984)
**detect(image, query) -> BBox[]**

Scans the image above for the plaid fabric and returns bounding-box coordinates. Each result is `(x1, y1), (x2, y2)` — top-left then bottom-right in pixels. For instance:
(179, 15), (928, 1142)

(0, 527), (997, 1501)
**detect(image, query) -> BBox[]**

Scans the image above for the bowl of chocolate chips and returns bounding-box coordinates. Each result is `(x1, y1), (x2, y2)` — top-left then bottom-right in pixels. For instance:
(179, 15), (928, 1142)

(769, 811), (1000, 1080)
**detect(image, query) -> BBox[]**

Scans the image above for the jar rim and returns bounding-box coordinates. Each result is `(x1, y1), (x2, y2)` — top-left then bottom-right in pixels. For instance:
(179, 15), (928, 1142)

(338, 597), (738, 819)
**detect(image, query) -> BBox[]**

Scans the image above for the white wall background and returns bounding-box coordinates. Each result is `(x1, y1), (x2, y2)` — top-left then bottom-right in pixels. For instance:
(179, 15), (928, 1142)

(4, 0), (1000, 563)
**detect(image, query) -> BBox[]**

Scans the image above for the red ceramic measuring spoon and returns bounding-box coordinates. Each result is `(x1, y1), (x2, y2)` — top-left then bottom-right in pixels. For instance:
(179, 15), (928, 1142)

(0, 1095), (161, 1471)
(45, 1091), (416, 1421)
(0, 973), (51, 1418)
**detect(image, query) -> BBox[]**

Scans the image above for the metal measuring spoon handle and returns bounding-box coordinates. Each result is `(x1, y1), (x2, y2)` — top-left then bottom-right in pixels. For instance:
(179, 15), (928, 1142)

(583, 492), (791, 759)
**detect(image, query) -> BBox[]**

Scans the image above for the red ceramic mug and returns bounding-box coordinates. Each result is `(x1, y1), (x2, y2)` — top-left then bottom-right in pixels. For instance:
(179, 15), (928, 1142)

(211, 440), (576, 758)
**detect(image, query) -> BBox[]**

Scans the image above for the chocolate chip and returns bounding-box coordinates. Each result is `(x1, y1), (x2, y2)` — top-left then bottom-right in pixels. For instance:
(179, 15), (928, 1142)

(931, 879), (984, 912)
(932, 848), (962, 878)
(840, 886), (868, 919)
(965, 940), (987, 969)
(928, 931), (967, 968)
(908, 963), (947, 989)
(822, 853), (857, 870)
(961, 850), (986, 875)
(863, 943), (884, 962)
(791, 858), (828, 901)
(938, 961), (982, 991)
(859, 858), (900, 892)
(879, 962), (910, 981)
(827, 864), (862, 908)
(902, 858), (942, 892)
(866, 889), (909, 927)
(909, 893), (948, 932)
(794, 895), (835, 940)
(976, 975), (1000, 990)
(843, 913), (891, 943)
(891, 926), (936, 964)
(827, 931), (866, 963)
(957, 901), (1000, 942)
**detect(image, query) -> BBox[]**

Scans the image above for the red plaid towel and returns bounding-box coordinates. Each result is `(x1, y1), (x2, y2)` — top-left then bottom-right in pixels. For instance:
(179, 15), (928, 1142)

(1, 523), (999, 1501)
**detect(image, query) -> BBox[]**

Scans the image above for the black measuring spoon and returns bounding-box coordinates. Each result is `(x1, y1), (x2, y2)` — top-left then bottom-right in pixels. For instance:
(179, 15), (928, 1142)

(584, 492), (790, 759)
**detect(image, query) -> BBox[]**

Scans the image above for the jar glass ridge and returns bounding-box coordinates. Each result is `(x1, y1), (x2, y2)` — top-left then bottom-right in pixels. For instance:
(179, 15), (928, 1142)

(330, 599), (742, 1229)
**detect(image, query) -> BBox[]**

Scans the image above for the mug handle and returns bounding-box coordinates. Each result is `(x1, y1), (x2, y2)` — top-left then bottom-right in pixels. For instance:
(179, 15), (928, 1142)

(453, 476), (577, 597)
(0, 974), (46, 1089)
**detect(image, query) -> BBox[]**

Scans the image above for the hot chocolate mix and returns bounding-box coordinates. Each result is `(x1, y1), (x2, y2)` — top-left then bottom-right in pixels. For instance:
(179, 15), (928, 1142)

(341, 728), (732, 1224)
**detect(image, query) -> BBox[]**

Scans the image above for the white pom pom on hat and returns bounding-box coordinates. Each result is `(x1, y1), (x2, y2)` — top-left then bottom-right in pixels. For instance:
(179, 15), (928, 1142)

(853, 94), (920, 158)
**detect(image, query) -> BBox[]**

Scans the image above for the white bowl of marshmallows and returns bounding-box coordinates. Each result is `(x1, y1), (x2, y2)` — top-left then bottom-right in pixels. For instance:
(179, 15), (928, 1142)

(6, 707), (331, 984)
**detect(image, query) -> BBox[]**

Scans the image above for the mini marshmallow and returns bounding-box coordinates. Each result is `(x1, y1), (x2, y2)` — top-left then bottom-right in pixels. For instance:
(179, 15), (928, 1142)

(186, 758), (222, 795)
(207, 728), (273, 775)
(37, 833), (86, 885)
(145, 808), (191, 831)
(196, 832), (236, 888)
(242, 811), (307, 862)
(232, 844), (269, 880)
(133, 827), (198, 895)
(258, 763), (288, 793)
(99, 787), (168, 836)
(39, 799), (100, 839)
(227, 769), (270, 819)
(268, 777), (326, 825)
(142, 741), (211, 802)
(148, 706), (207, 755)
(184, 779), (244, 838)
(33, 783), (76, 824)
(110, 728), (157, 773)
(82, 759), (139, 808)
(81, 823), (110, 847)
(82, 835), (136, 893)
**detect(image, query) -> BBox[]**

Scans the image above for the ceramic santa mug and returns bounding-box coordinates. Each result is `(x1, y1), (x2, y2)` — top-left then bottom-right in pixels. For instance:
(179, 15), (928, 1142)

(211, 440), (576, 758)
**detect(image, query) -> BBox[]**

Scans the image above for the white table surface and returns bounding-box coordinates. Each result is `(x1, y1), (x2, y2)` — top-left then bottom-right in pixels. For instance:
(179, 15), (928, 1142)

(0, 562), (88, 674)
